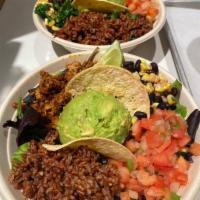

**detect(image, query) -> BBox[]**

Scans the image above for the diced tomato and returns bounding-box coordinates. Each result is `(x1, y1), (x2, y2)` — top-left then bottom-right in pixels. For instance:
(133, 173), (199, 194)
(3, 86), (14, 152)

(177, 135), (191, 147)
(141, 1), (150, 10)
(146, 186), (166, 197)
(126, 178), (143, 192)
(172, 130), (185, 138)
(189, 142), (200, 156)
(145, 131), (163, 149)
(119, 166), (130, 184)
(136, 170), (157, 186)
(176, 156), (190, 172)
(152, 153), (172, 167)
(156, 139), (171, 153)
(176, 172), (188, 185)
(120, 191), (130, 200)
(136, 155), (150, 168)
(128, 3), (136, 11)
(153, 176), (166, 188)
(125, 139), (139, 153)
(140, 118), (152, 130)
(126, 0), (133, 5)
(109, 160), (123, 168)
(168, 170), (188, 185)
(164, 139), (179, 156)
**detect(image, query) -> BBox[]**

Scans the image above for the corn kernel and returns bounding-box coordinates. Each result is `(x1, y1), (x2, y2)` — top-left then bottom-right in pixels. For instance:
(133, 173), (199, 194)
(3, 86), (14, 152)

(141, 61), (151, 72)
(44, 18), (49, 25)
(145, 82), (154, 93)
(47, 8), (54, 16)
(155, 82), (171, 93)
(142, 73), (160, 83)
(48, 20), (55, 27)
(167, 94), (176, 105)
(152, 102), (159, 108)
(52, 26), (60, 31)
(132, 116), (137, 124)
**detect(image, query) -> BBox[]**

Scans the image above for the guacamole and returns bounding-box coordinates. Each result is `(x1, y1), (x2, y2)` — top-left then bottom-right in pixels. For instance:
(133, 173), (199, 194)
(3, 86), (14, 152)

(57, 90), (131, 144)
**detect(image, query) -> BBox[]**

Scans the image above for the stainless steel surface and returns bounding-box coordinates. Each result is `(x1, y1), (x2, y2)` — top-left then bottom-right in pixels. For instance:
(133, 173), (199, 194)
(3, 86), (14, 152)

(164, 20), (193, 95)
(164, 0), (200, 6)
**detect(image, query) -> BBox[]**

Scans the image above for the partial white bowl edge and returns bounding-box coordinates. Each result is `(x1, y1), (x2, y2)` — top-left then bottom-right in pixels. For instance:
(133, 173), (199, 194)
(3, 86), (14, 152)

(0, 52), (199, 200)
(32, 0), (166, 52)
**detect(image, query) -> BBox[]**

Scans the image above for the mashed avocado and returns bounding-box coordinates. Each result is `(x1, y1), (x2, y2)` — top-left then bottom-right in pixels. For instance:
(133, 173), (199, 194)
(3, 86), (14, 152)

(57, 90), (131, 144)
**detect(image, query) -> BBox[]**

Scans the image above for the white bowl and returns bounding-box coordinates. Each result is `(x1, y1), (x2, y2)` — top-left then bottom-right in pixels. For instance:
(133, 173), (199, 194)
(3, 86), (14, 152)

(33, 0), (166, 52)
(0, 52), (200, 200)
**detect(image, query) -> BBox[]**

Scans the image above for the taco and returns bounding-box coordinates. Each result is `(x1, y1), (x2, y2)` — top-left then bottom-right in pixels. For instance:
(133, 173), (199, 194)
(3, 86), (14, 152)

(66, 64), (150, 117)
(72, 0), (128, 12)
(43, 137), (134, 162)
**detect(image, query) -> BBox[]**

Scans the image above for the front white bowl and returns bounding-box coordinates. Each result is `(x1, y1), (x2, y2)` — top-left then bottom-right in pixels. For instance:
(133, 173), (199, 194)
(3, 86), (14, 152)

(33, 0), (166, 52)
(0, 52), (200, 200)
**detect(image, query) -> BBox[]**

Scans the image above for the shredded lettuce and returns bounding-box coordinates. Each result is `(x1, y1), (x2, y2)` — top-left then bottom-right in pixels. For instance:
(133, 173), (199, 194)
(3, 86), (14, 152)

(12, 142), (30, 169)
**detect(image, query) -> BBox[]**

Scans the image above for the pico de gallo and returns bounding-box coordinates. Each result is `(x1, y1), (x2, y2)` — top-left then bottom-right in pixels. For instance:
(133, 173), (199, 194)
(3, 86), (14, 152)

(111, 109), (200, 200)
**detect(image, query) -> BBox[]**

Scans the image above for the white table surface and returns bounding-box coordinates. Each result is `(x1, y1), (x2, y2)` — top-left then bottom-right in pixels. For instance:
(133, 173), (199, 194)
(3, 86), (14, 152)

(1, 0), (199, 200)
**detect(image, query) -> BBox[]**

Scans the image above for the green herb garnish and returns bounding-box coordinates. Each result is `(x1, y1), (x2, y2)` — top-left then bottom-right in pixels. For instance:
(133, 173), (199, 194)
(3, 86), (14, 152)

(176, 102), (187, 118)
(169, 192), (181, 200)
(35, 3), (51, 19)
(54, 0), (79, 28)
(110, 11), (120, 19)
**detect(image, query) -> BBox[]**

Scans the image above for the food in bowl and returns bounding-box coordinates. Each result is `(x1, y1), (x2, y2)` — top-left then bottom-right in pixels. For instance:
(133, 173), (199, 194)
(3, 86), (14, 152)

(34, 0), (159, 45)
(3, 42), (200, 200)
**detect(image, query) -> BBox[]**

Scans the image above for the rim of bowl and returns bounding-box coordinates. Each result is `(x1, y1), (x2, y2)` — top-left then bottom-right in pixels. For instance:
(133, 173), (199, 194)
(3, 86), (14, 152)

(32, 0), (166, 50)
(0, 52), (199, 200)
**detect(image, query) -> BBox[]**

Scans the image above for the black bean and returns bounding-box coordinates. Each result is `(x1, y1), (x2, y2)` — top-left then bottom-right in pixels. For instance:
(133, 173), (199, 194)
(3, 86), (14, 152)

(97, 155), (108, 165)
(123, 61), (135, 72)
(135, 60), (141, 72)
(155, 95), (162, 103)
(114, 195), (121, 200)
(171, 87), (178, 96)
(150, 62), (159, 74)
(140, 195), (146, 200)
(134, 111), (147, 119)
(158, 102), (167, 110)
(186, 109), (200, 142)
(169, 105), (176, 110)
(176, 151), (193, 163)
(149, 93), (155, 103)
